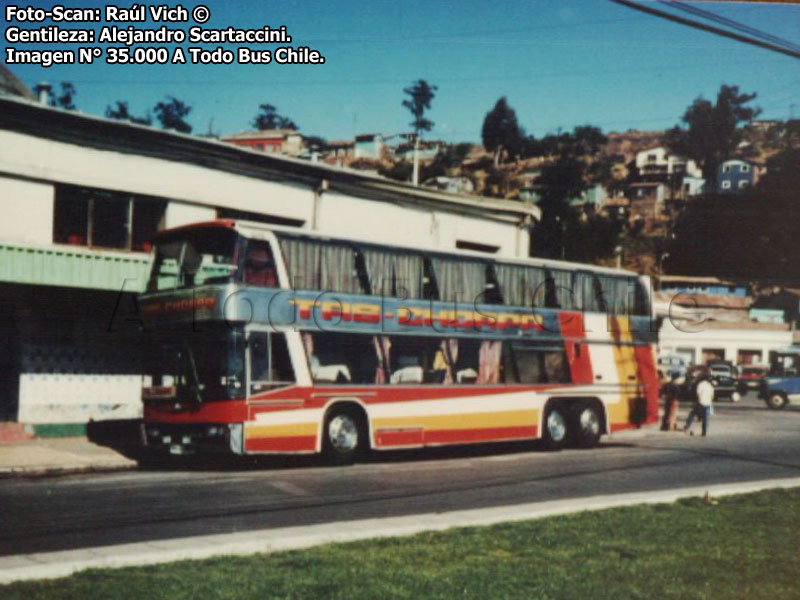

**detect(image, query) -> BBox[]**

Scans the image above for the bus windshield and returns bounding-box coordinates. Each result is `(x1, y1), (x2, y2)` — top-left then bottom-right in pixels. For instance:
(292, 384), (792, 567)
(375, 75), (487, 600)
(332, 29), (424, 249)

(148, 227), (240, 292)
(145, 325), (245, 402)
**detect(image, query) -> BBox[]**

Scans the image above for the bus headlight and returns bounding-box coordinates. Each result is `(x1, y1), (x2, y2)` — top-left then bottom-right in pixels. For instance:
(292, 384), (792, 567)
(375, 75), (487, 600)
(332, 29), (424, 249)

(227, 423), (243, 455)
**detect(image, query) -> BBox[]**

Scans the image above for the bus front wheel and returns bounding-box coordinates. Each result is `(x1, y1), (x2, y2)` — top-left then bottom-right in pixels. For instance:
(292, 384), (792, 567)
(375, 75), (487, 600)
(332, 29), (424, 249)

(543, 403), (570, 451)
(322, 407), (366, 465)
(572, 403), (603, 449)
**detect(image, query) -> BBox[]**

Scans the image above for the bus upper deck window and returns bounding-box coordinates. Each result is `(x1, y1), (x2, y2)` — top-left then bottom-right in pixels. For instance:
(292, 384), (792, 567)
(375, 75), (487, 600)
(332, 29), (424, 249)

(244, 242), (278, 287)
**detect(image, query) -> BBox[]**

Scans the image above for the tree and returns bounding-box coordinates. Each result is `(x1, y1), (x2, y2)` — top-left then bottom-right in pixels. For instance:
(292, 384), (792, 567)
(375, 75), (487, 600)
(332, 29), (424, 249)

(378, 161), (413, 182)
(50, 82), (76, 110)
(481, 97), (525, 166)
(153, 96), (192, 133)
(666, 84), (760, 180)
(105, 101), (151, 125)
(402, 79), (437, 137)
(252, 103), (298, 130)
(522, 126), (606, 160)
(570, 125), (607, 156)
(529, 153), (626, 263)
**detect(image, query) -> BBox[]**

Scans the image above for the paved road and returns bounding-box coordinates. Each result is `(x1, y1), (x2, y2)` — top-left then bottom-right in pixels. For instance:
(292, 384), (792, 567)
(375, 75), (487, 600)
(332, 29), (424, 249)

(2, 393), (799, 556)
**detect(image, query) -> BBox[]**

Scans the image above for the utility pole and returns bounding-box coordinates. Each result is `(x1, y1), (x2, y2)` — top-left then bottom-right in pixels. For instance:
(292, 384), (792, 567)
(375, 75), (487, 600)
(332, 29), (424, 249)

(412, 133), (420, 186)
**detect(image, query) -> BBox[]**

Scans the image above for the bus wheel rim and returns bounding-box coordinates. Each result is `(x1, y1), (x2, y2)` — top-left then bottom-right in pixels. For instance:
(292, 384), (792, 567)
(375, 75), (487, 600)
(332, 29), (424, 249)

(547, 410), (567, 442)
(329, 415), (359, 452)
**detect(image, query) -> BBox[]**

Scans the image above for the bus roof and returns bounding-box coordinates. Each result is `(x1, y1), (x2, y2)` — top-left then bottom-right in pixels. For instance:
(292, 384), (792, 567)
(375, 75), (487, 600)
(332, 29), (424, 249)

(156, 219), (640, 279)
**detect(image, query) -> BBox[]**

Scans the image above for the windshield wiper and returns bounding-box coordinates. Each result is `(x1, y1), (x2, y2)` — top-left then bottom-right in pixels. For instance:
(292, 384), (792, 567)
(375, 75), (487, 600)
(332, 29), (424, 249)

(182, 342), (203, 405)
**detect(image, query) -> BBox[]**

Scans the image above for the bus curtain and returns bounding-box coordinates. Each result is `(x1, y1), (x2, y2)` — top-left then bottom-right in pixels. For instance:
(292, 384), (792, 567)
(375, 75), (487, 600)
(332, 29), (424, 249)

(430, 257), (487, 303)
(373, 336), (392, 384)
(478, 340), (502, 384)
(436, 339), (458, 384)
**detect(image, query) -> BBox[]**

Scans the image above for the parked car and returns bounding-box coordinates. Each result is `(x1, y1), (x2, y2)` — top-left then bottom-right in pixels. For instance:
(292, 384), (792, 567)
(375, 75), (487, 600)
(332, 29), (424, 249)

(738, 364), (768, 392)
(657, 353), (688, 378)
(759, 351), (800, 410)
(706, 360), (740, 401)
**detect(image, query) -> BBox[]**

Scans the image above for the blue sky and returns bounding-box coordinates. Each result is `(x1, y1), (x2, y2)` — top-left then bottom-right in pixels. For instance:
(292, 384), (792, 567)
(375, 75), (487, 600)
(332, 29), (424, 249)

(4, 0), (800, 142)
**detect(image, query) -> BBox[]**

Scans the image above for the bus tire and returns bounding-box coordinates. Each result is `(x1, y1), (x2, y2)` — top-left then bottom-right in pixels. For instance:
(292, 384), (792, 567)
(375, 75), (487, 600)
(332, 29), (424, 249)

(571, 402), (603, 449)
(766, 392), (788, 410)
(322, 406), (367, 465)
(543, 402), (570, 451)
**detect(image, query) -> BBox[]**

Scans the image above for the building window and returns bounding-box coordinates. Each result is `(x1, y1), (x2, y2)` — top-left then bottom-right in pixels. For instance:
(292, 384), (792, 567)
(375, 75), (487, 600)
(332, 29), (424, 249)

(455, 240), (500, 254)
(721, 180), (732, 190)
(738, 180), (750, 189)
(53, 184), (166, 251)
(740, 164), (750, 173)
(217, 207), (304, 228)
(723, 164), (732, 173)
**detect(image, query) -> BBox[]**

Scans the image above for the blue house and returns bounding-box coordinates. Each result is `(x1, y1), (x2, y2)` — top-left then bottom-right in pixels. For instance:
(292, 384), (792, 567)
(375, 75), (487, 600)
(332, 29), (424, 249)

(717, 159), (758, 194)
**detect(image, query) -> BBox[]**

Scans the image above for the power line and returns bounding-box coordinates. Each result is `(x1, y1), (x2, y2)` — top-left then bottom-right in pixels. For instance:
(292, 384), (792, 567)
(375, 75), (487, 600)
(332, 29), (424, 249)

(662, 0), (800, 55)
(609, 0), (800, 60)
(303, 17), (642, 43)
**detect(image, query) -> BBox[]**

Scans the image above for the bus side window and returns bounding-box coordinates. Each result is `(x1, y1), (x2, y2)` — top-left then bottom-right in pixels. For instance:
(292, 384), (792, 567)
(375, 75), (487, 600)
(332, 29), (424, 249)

(390, 336), (440, 384)
(249, 332), (270, 388)
(244, 241), (278, 287)
(271, 334), (295, 383)
(248, 332), (294, 394)
(454, 339), (480, 384)
(305, 332), (375, 384)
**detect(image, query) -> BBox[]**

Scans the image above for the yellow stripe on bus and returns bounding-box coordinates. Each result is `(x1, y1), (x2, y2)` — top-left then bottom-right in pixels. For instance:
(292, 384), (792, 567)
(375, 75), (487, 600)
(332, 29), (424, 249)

(608, 316), (639, 425)
(245, 423), (318, 439)
(372, 409), (539, 432)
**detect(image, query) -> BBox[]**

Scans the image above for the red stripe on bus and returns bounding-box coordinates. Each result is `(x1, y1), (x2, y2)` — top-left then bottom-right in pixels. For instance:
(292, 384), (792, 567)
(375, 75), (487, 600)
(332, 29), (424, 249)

(610, 422), (637, 433)
(144, 399), (248, 423)
(633, 345), (660, 425)
(374, 428), (424, 447)
(558, 312), (594, 385)
(245, 435), (317, 452)
(250, 384), (566, 412)
(424, 425), (537, 445)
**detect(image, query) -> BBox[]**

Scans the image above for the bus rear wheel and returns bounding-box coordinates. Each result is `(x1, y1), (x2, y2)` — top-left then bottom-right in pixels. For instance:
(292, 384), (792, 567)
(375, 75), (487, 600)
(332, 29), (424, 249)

(571, 403), (602, 449)
(543, 403), (570, 451)
(322, 407), (366, 465)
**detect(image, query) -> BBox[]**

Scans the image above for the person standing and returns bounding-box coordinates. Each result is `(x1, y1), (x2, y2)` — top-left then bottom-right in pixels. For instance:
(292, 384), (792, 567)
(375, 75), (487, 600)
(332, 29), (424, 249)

(684, 373), (714, 436)
(666, 373), (684, 431)
(660, 372), (682, 431)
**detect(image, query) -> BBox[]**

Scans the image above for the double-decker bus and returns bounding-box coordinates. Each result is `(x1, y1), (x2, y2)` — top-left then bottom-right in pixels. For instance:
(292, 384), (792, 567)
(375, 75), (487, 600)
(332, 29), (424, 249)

(139, 220), (659, 463)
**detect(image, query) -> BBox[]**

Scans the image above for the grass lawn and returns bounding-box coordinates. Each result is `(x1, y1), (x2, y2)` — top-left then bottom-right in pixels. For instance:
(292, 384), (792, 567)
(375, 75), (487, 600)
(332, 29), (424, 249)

(4, 488), (800, 600)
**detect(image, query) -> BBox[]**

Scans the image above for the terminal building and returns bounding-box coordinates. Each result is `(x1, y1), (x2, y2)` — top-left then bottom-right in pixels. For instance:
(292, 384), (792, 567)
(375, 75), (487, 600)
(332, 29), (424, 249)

(0, 84), (538, 430)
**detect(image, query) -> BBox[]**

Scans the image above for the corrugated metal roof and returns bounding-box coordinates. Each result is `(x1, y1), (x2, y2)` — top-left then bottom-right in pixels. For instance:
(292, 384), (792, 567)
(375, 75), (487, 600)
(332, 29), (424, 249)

(0, 96), (540, 225)
(0, 242), (151, 292)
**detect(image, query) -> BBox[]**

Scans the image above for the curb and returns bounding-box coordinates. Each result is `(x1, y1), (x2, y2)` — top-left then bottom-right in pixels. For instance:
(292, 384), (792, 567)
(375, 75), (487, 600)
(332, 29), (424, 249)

(0, 462), (138, 480)
(2, 476), (800, 585)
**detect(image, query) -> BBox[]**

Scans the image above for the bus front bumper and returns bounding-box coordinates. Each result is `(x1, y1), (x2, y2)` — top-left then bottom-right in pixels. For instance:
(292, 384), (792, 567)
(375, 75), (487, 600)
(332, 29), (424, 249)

(141, 422), (244, 455)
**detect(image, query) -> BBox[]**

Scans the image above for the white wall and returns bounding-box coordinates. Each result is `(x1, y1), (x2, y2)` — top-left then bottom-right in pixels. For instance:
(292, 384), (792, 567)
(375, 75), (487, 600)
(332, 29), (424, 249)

(659, 320), (792, 365)
(18, 374), (142, 424)
(0, 130), (314, 224)
(435, 211), (523, 256)
(317, 191), (436, 248)
(316, 192), (524, 256)
(164, 202), (217, 229)
(0, 130), (525, 255)
(0, 176), (53, 246)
